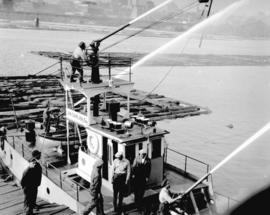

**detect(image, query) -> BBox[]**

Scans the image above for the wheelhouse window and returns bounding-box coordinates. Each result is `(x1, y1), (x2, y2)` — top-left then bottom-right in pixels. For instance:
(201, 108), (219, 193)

(125, 144), (135, 164)
(152, 138), (161, 159)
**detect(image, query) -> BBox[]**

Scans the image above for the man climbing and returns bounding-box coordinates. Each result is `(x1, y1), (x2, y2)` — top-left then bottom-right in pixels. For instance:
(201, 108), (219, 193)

(70, 41), (88, 83)
(21, 150), (42, 215)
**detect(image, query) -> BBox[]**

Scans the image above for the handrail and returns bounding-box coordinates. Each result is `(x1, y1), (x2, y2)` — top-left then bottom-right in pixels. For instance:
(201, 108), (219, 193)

(165, 147), (210, 178)
(214, 191), (240, 212)
(167, 147), (209, 166)
(6, 135), (89, 202)
(45, 161), (90, 201)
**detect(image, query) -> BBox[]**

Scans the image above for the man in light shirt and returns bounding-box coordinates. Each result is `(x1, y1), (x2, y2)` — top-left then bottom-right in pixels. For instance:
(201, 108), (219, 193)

(159, 182), (187, 215)
(70, 41), (87, 83)
(112, 151), (131, 212)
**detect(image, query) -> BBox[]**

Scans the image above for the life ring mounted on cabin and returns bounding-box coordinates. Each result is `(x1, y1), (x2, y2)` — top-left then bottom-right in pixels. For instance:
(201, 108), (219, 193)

(86, 132), (99, 155)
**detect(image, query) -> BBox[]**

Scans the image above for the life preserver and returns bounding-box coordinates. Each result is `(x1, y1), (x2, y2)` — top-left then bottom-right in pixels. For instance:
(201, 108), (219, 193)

(87, 132), (99, 154)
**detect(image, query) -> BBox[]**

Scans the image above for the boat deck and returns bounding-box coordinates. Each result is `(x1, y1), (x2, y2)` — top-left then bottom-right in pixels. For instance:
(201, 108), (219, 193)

(3, 130), (212, 215)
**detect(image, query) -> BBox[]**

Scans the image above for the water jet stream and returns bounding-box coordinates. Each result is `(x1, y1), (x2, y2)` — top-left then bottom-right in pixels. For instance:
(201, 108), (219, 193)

(173, 122), (270, 202)
(116, 0), (247, 78)
(130, 0), (173, 24)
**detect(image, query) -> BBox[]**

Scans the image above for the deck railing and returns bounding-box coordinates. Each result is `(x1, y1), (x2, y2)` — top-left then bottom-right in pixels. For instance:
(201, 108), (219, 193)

(7, 135), (90, 202)
(164, 147), (210, 179)
(164, 148), (240, 214)
(7, 135), (239, 213)
(214, 191), (239, 214)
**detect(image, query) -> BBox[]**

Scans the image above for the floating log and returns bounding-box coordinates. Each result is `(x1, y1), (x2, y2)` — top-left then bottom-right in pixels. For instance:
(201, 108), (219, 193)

(0, 75), (210, 128)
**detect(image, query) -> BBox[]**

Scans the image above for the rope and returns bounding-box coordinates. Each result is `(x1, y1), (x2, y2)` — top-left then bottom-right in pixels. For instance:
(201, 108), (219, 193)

(139, 36), (191, 102)
(15, 61), (60, 86)
(33, 61), (60, 76)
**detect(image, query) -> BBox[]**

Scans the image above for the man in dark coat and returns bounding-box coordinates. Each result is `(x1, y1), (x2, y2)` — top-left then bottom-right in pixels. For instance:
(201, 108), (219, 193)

(132, 149), (151, 209)
(89, 41), (102, 84)
(0, 125), (7, 150)
(82, 158), (104, 215)
(21, 150), (42, 215)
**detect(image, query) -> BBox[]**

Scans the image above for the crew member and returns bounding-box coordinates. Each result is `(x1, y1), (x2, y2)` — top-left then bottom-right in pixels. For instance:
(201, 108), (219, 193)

(43, 102), (51, 134)
(132, 149), (151, 209)
(159, 182), (187, 215)
(82, 159), (104, 215)
(70, 41), (87, 83)
(112, 151), (130, 212)
(21, 150), (42, 215)
(0, 125), (7, 150)
(89, 41), (102, 84)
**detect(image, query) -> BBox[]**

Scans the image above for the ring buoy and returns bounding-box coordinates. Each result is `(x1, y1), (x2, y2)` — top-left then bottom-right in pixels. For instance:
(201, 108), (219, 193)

(87, 132), (99, 154)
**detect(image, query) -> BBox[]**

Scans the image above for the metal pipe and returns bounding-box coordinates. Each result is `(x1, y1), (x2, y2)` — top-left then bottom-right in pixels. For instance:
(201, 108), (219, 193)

(60, 172), (62, 188)
(207, 0), (214, 17)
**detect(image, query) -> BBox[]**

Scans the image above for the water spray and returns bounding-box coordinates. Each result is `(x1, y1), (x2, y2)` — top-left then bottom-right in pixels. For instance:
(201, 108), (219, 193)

(116, 0), (247, 78)
(172, 122), (270, 202)
(96, 0), (173, 44)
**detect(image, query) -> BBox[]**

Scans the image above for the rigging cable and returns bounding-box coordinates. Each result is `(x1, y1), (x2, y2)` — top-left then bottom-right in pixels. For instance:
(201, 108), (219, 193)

(15, 61), (60, 86)
(101, 1), (199, 52)
(140, 37), (191, 102)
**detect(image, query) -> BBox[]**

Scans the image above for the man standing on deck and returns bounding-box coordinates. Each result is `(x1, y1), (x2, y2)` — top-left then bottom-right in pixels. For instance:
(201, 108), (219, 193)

(89, 41), (102, 84)
(112, 151), (131, 212)
(82, 159), (105, 215)
(21, 150), (42, 215)
(132, 149), (151, 210)
(70, 41), (87, 83)
(0, 125), (7, 150)
(43, 101), (51, 135)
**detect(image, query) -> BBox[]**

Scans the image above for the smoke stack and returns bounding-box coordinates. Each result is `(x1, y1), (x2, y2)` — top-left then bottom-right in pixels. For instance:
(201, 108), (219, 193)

(106, 100), (120, 121)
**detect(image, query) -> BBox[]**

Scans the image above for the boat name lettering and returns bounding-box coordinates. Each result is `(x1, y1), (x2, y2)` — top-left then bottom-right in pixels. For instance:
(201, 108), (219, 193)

(66, 109), (88, 125)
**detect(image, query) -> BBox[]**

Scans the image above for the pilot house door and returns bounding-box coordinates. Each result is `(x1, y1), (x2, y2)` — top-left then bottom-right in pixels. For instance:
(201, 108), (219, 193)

(102, 137), (108, 180)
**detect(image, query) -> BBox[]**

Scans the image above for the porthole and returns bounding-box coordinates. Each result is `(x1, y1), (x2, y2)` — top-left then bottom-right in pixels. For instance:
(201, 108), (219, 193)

(46, 187), (50, 195)
(10, 154), (13, 160)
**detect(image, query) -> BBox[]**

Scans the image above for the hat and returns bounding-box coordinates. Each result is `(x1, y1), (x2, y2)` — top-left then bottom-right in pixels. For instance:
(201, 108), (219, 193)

(94, 158), (103, 168)
(79, 41), (86, 50)
(115, 151), (123, 158)
(90, 41), (95, 47)
(139, 149), (147, 155)
(32, 150), (41, 159)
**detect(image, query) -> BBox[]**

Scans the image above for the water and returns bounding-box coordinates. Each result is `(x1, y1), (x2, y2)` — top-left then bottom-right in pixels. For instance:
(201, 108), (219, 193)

(129, 0), (247, 72)
(1, 28), (270, 203)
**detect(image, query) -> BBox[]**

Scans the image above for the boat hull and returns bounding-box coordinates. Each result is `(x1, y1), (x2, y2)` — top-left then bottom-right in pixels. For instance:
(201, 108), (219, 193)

(0, 139), (83, 213)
